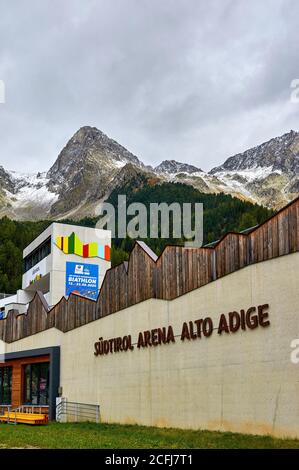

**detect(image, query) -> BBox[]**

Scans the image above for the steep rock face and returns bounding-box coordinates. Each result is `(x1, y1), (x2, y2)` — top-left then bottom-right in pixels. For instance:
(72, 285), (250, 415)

(0, 166), (15, 193)
(0, 166), (15, 218)
(210, 130), (299, 175)
(47, 126), (142, 185)
(155, 160), (202, 175)
(209, 130), (299, 208)
(47, 126), (144, 217)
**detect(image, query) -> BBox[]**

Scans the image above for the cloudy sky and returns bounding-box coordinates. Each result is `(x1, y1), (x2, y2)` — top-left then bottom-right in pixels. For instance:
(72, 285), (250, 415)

(0, 0), (298, 173)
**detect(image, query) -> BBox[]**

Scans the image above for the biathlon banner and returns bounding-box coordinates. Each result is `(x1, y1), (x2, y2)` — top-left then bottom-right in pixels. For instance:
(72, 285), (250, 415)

(65, 262), (99, 300)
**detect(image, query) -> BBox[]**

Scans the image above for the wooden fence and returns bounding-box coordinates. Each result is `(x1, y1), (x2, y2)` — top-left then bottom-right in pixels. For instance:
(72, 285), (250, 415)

(0, 196), (298, 343)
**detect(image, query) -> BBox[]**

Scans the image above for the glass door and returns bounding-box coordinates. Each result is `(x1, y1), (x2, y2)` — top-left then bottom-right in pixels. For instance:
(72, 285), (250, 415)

(23, 362), (49, 406)
(0, 367), (12, 404)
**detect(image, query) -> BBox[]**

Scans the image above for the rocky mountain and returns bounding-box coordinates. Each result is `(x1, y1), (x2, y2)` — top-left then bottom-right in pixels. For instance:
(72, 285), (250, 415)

(0, 127), (146, 220)
(211, 130), (299, 174)
(0, 166), (14, 192)
(0, 169), (59, 220)
(46, 126), (145, 218)
(0, 127), (298, 220)
(0, 166), (15, 216)
(155, 160), (202, 175)
(209, 130), (299, 208)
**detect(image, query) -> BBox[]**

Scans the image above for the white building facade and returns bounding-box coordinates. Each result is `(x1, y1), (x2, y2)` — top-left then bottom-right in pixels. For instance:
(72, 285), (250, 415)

(0, 223), (111, 315)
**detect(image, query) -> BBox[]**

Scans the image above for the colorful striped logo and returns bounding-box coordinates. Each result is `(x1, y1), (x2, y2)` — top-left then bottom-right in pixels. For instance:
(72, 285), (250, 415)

(55, 232), (110, 261)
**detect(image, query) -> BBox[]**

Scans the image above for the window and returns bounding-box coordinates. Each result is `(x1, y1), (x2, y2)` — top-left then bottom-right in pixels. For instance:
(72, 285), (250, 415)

(0, 367), (12, 404)
(24, 363), (49, 405)
(23, 236), (51, 273)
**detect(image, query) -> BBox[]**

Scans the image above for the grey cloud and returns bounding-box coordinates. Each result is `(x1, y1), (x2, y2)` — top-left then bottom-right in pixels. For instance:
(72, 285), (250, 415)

(0, 0), (298, 173)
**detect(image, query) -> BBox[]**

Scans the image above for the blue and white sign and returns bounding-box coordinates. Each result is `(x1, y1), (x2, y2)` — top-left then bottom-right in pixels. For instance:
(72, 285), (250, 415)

(65, 262), (99, 300)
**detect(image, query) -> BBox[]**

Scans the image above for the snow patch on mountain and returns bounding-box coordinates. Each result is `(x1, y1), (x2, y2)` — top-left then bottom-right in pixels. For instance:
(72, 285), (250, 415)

(215, 166), (282, 183)
(113, 159), (130, 169)
(5, 170), (58, 212)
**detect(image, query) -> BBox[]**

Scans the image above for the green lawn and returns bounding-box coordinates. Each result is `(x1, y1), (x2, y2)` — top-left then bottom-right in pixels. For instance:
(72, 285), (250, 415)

(0, 422), (299, 449)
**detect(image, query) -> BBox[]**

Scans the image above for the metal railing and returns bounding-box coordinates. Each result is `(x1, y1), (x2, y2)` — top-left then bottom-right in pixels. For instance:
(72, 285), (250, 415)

(0, 405), (12, 416)
(56, 400), (100, 423)
(1, 405), (49, 424)
(0, 406), (18, 424)
(14, 405), (49, 414)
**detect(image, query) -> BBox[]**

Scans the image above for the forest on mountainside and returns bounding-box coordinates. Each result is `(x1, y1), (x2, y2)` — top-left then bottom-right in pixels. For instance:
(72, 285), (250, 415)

(79, 182), (273, 266)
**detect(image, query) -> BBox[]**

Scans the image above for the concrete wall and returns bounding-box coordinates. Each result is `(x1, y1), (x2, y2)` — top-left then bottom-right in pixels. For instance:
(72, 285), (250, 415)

(2, 251), (299, 438)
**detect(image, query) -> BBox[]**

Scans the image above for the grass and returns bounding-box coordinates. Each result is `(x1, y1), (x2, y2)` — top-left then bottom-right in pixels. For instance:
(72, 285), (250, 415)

(0, 422), (299, 449)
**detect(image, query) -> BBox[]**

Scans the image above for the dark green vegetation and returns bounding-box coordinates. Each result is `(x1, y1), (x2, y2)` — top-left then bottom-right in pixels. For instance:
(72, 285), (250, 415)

(0, 421), (298, 449)
(0, 183), (273, 293)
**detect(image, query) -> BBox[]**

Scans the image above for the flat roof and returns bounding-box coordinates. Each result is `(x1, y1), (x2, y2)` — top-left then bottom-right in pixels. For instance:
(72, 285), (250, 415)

(23, 222), (111, 258)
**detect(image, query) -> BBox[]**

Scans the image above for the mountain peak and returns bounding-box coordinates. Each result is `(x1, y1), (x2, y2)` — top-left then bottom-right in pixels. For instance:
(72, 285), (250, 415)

(47, 126), (143, 182)
(210, 129), (299, 175)
(155, 160), (202, 175)
(72, 126), (106, 143)
(44, 126), (145, 217)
